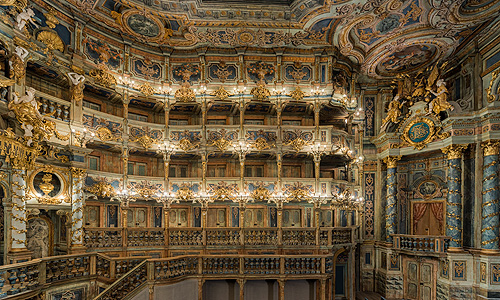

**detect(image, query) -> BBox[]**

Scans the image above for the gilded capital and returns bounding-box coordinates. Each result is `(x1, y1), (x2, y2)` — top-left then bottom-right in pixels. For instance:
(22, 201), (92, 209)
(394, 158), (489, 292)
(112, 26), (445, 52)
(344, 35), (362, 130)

(383, 156), (402, 168)
(481, 140), (500, 156)
(70, 167), (87, 178)
(442, 144), (468, 160)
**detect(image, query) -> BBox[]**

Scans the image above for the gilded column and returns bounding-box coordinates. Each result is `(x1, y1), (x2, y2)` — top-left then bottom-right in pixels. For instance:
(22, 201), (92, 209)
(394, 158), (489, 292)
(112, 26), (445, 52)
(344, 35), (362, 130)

(383, 156), (401, 243)
(70, 167), (87, 252)
(10, 167), (27, 251)
(442, 145), (467, 248)
(481, 141), (500, 249)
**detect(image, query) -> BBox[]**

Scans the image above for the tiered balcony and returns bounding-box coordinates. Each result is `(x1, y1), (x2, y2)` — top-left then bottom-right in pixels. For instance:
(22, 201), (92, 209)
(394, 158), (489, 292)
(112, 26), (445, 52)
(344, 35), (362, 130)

(83, 226), (359, 253)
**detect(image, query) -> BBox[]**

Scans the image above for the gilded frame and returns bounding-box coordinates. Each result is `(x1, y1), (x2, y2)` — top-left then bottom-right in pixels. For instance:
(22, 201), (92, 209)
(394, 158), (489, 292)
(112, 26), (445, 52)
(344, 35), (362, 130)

(402, 117), (435, 150)
(28, 166), (69, 204)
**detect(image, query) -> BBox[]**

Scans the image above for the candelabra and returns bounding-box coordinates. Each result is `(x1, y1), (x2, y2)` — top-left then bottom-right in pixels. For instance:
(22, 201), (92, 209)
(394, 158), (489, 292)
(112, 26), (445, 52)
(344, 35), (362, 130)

(194, 192), (214, 209)
(156, 191), (179, 208)
(111, 189), (136, 207)
(308, 193), (329, 209)
(71, 127), (95, 148)
(268, 191), (289, 209)
(330, 189), (364, 211)
(233, 192), (253, 208)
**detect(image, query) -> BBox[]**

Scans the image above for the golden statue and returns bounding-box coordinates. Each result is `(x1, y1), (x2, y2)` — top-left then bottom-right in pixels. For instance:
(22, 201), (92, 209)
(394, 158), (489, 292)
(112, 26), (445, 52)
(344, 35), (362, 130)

(9, 46), (28, 84)
(68, 72), (85, 105)
(382, 95), (404, 128)
(8, 87), (68, 145)
(39, 173), (54, 196)
(428, 79), (453, 115)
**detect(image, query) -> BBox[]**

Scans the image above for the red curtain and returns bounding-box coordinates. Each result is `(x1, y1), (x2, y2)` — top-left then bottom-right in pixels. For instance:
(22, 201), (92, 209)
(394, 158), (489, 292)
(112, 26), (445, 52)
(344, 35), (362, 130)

(413, 203), (428, 234)
(430, 202), (444, 234)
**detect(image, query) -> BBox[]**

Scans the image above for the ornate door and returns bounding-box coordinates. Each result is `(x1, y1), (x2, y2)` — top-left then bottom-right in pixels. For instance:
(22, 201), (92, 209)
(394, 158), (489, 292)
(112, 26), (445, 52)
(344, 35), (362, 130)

(404, 258), (437, 300)
(319, 210), (333, 227)
(127, 207), (148, 227)
(207, 208), (226, 227)
(283, 209), (301, 227)
(169, 209), (189, 227)
(85, 206), (100, 227)
(244, 208), (264, 227)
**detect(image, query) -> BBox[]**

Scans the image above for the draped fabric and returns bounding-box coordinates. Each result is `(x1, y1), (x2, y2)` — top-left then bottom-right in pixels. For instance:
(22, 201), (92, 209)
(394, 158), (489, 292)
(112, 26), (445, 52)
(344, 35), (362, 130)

(430, 202), (444, 234)
(413, 203), (428, 234)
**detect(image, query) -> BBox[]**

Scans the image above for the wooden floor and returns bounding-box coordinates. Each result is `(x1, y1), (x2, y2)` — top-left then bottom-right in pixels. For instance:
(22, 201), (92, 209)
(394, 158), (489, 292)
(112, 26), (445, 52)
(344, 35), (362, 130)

(356, 291), (384, 300)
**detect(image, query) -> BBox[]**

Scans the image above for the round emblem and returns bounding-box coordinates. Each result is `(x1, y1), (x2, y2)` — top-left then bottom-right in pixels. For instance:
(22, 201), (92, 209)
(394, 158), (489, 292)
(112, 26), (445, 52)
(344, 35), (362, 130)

(33, 171), (62, 198)
(408, 122), (430, 143)
(121, 10), (166, 43)
(127, 14), (160, 38)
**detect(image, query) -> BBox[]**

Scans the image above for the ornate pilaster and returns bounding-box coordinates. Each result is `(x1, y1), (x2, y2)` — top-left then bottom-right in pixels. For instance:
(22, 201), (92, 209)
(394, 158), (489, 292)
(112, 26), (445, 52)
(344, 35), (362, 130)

(481, 141), (500, 250)
(383, 156), (401, 243)
(10, 168), (27, 250)
(442, 144), (467, 248)
(70, 167), (86, 252)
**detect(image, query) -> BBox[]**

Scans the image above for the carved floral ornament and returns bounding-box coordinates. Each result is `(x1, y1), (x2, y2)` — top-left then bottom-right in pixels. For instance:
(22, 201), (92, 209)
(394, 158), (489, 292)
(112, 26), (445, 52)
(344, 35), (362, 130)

(383, 155), (402, 169)
(482, 140), (500, 156)
(441, 144), (468, 160)
(86, 180), (116, 198)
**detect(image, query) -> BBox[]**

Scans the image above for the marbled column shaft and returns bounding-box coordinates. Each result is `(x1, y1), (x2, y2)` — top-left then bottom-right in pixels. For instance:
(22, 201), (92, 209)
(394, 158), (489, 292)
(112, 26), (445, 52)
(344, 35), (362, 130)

(482, 154), (500, 249)
(11, 169), (27, 249)
(446, 158), (462, 248)
(385, 167), (397, 243)
(71, 170), (85, 245)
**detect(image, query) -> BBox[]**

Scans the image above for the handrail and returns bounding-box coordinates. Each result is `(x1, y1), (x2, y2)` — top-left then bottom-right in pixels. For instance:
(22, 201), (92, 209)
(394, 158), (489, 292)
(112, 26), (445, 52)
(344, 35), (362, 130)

(94, 260), (148, 300)
(392, 234), (450, 253)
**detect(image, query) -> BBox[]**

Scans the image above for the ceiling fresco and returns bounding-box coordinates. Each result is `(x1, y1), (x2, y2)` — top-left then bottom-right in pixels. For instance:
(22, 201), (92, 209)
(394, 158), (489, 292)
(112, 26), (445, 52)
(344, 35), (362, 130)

(1, 0), (498, 95)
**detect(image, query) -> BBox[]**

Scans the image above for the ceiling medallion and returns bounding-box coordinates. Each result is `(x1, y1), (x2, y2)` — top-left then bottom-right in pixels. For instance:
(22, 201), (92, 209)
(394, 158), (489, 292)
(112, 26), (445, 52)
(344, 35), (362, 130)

(121, 9), (168, 44)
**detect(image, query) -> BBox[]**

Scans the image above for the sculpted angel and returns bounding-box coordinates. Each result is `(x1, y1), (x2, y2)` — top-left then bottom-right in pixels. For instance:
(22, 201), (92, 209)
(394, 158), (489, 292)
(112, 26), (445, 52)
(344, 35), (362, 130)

(381, 95), (405, 129)
(428, 79), (453, 115)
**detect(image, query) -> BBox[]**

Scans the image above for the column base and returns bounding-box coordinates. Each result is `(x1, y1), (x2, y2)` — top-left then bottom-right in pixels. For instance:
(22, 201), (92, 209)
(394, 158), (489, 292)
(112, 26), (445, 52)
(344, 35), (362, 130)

(6, 248), (32, 264)
(447, 247), (466, 253)
(68, 245), (87, 254)
(477, 248), (500, 255)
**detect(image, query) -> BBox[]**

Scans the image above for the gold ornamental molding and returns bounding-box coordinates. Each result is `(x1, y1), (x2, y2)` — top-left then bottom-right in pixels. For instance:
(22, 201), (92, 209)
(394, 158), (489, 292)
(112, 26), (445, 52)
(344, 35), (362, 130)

(481, 140), (500, 156)
(86, 180), (116, 198)
(383, 156), (402, 169)
(70, 167), (87, 178)
(0, 129), (38, 169)
(441, 144), (468, 160)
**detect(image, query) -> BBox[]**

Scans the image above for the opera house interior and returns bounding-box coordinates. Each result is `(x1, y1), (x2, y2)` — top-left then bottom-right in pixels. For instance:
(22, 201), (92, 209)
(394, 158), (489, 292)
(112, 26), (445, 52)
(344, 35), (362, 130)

(0, 0), (500, 299)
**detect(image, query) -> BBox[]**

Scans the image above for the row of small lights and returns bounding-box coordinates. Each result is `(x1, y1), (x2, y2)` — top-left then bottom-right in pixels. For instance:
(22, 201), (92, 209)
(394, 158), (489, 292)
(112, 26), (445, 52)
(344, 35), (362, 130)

(115, 189), (364, 204)
(117, 77), (359, 103)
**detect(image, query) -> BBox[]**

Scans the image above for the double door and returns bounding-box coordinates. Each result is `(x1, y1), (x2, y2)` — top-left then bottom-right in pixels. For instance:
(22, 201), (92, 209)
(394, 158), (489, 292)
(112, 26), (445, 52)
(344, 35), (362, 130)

(404, 258), (437, 300)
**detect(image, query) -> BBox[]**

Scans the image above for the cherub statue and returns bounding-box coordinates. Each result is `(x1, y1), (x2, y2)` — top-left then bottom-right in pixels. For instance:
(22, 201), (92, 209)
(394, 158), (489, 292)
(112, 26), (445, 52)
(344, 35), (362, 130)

(9, 46), (29, 83)
(8, 87), (54, 145)
(67, 72), (86, 105)
(428, 79), (453, 115)
(16, 7), (37, 31)
(381, 95), (405, 130)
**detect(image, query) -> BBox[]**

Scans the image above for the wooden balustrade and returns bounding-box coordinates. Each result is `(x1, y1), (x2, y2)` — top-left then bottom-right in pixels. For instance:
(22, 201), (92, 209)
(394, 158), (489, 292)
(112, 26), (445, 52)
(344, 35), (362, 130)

(392, 234), (450, 253)
(83, 227), (357, 250)
(0, 251), (337, 300)
(96, 254), (333, 300)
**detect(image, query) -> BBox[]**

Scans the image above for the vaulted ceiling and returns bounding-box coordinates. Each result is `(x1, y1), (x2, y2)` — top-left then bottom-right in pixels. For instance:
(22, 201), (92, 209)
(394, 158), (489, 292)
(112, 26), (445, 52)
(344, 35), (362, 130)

(28, 0), (500, 78)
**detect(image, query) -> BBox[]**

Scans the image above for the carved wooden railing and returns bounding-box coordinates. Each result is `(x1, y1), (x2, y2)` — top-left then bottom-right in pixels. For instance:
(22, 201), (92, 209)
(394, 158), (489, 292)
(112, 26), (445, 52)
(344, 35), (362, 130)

(392, 234), (450, 253)
(94, 254), (333, 300)
(84, 226), (357, 251)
